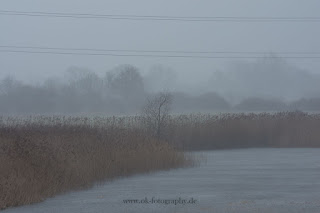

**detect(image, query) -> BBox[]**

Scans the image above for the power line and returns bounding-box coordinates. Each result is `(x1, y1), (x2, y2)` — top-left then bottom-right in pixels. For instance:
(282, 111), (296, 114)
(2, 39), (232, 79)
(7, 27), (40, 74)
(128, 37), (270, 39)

(1, 45), (320, 55)
(1, 10), (320, 22)
(1, 49), (320, 59)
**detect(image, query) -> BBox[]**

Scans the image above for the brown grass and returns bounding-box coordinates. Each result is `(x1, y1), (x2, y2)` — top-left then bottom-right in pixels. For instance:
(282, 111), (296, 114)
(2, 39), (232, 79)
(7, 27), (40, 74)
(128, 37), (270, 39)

(0, 117), (192, 210)
(1, 111), (319, 209)
(165, 111), (320, 150)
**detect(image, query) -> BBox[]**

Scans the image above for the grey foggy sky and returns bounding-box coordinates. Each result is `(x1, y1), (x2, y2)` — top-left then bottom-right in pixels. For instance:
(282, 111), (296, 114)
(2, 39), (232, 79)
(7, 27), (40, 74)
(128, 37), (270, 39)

(1, 0), (320, 87)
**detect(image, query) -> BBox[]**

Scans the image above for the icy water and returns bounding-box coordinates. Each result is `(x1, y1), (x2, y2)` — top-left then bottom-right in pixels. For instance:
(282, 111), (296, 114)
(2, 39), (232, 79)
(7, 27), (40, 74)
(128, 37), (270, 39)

(4, 149), (320, 213)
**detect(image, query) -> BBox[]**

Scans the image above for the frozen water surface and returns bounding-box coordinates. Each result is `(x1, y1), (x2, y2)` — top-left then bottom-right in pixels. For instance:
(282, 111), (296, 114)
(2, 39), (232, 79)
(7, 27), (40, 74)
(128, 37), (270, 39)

(4, 148), (320, 213)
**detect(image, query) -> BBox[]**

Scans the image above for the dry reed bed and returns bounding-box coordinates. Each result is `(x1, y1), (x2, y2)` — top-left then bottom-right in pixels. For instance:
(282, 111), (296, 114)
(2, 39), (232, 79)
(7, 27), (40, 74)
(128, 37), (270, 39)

(1, 111), (319, 209)
(165, 111), (320, 149)
(0, 120), (192, 210)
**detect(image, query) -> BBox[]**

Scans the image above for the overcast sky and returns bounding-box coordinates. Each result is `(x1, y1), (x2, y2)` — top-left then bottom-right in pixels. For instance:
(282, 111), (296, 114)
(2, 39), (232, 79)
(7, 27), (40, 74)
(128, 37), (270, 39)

(1, 0), (320, 87)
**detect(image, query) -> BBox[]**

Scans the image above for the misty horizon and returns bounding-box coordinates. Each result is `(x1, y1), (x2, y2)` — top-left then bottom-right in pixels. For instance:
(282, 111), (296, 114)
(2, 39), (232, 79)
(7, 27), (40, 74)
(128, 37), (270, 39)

(1, 56), (320, 115)
(2, 0), (320, 114)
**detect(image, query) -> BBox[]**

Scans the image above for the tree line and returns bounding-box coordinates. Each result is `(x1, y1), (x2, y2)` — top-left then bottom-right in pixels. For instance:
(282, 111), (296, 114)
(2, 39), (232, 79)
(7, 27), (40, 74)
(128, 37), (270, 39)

(0, 64), (320, 114)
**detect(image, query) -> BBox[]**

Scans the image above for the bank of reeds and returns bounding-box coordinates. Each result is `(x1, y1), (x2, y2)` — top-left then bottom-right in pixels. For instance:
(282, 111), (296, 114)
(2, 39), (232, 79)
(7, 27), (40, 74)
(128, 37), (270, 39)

(0, 118), (192, 210)
(1, 111), (319, 209)
(165, 111), (320, 150)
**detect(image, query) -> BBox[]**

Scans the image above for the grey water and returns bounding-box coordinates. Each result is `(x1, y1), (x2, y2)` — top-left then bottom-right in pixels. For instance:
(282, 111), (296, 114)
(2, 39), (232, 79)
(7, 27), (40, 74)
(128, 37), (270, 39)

(4, 148), (320, 213)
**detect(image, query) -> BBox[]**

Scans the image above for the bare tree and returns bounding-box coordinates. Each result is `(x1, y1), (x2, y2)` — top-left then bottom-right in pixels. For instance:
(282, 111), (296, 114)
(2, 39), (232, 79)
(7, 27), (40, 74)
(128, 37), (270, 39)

(142, 92), (173, 139)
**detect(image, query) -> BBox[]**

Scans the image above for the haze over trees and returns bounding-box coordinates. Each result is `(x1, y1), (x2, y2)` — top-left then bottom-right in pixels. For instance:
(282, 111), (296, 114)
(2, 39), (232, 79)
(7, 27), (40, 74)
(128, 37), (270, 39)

(207, 57), (320, 104)
(1, 57), (320, 114)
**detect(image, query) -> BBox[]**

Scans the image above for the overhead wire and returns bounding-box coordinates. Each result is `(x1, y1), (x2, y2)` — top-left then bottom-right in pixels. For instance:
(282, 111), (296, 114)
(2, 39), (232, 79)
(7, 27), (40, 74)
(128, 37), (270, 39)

(1, 45), (320, 55)
(1, 49), (320, 59)
(1, 10), (320, 22)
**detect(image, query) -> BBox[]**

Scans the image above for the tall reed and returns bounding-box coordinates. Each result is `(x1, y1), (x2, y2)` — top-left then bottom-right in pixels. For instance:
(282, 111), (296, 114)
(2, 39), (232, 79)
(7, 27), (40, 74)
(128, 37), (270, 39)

(165, 111), (320, 150)
(0, 117), (192, 210)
